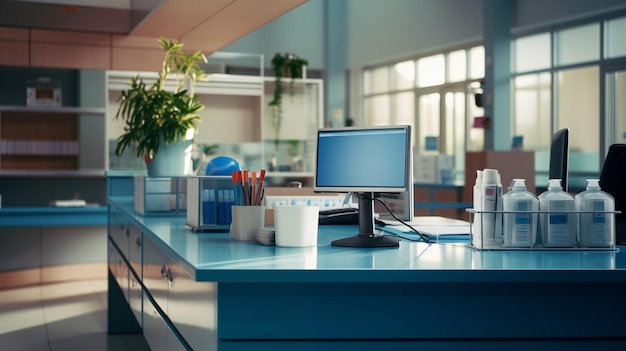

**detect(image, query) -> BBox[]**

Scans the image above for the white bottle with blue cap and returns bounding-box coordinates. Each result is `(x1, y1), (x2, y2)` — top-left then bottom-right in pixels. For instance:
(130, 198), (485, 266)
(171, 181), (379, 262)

(539, 179), (576, 247)
(575, 179), (615, 248)
(503, 179), (539, 247)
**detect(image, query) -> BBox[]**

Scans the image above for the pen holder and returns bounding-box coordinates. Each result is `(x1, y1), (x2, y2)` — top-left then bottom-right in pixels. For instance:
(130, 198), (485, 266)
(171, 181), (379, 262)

(230, 206), (266, 241)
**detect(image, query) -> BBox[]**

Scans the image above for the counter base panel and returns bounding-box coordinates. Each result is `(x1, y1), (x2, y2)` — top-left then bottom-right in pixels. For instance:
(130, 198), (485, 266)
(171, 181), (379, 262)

(218, 281), (626, 340)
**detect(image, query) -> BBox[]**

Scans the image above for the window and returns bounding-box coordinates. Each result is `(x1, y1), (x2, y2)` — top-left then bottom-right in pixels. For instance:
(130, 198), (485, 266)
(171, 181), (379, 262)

(417, 54), (445, 87)
(605, 17), (626, 58)
(512, 15), (625, 186)
(514, 33), (551, 73)
(364, 66), (389, 95)
(447, 50), (467, 82)
(362, 45), (483, 181)
(513, 73), (551, 150)
(364, 95), (390, 125)
(393, 61), (415, 90)
(417, 93), (440, 153)
(556, 23), (600, 66)
(469, 46), (485, 79)
(556, 66), (600, 158)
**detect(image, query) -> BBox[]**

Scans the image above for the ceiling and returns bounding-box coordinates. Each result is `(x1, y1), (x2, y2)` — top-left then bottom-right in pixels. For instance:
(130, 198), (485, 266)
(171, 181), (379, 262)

(0, 0), (307, 52)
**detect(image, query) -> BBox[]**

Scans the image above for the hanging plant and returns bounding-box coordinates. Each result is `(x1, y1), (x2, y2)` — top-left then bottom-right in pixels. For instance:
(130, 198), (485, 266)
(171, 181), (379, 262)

(268, 52), (308, 150)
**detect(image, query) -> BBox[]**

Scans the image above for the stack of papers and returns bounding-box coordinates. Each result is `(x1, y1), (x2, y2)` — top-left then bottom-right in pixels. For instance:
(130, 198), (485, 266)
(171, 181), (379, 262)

(378, 216), (471, 242)
(50, 199), (87, 207)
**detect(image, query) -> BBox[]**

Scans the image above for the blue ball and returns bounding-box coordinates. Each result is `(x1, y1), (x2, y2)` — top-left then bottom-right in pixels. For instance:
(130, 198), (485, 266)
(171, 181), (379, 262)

(205, 156), (242, 176)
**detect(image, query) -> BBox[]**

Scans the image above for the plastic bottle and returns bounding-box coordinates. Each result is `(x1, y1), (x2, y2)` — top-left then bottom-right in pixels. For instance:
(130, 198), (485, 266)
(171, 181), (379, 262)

(480, 168), (503, 248)
(575, 179), (615, 248)
(538, 179), (576, 247)
(471, 170), (483, 247)
(503, 179), (539, 247)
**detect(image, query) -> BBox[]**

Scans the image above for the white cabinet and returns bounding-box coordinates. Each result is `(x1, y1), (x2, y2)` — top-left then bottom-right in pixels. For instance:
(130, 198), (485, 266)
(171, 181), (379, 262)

(108, 205), (144, 327)
(142, 232), (217, 351)
(105, 66), (324, 181)
(167, 263), (217, 351)
(128, 225), (143, 325)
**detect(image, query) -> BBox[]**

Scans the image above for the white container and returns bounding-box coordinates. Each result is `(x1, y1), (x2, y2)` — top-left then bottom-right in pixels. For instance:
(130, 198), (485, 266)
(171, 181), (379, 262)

(230, 206), (265, 241)
(274, 205), (319, 247)
(480, 168), (503, 248)
(538, 179), (576, 247)
(503, 179), (539, 247)
(575, 179), (615, 248)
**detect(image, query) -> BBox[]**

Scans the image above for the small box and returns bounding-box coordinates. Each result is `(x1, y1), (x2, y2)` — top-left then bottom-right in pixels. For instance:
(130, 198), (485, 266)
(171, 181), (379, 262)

(187, 176), (236, 231)
(134, 176), (187, 216)
(27, 77), (62, 107)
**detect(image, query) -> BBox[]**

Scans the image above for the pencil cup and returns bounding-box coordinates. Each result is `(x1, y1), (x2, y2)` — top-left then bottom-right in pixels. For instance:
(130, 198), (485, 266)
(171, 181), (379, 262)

(274, 205), (319, 247)
(230, 206), (265, 241)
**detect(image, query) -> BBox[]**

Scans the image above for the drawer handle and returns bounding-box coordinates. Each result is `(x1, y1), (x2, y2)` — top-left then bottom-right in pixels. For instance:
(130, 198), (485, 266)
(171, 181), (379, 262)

(160, 265), (173, 284)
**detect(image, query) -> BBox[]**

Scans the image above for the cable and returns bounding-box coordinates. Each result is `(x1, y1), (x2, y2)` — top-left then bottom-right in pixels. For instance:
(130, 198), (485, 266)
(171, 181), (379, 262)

(353, 192), (431, 243)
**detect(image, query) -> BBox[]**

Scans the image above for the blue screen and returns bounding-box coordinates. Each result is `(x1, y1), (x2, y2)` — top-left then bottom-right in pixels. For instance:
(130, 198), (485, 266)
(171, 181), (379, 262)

(315, 127), (408, 190)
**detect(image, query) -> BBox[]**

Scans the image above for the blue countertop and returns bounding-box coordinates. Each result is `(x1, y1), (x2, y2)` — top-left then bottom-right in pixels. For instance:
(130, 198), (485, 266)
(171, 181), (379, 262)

(109, 197), (626, 284)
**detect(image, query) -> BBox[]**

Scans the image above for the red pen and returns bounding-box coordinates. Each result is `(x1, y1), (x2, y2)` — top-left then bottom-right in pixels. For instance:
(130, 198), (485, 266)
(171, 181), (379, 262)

(243, 170), (250, 205)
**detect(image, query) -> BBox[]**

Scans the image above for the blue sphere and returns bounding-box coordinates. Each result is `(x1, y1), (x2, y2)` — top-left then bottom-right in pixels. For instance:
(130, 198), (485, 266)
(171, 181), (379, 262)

(205, 156), (242, 176)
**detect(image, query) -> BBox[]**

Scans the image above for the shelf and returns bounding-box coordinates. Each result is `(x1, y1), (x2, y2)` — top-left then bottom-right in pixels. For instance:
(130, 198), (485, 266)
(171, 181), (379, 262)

(106, 71), (264, 97)
(0, 105), (106, 114)
(0, 106), (106, 172)
(0, 169), (106, 177)
(0, 140), (79, 155)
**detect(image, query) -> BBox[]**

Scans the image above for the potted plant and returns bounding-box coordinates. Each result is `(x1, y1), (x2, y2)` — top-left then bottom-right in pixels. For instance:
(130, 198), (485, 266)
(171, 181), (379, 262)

(268, 52), (308, 151)
(114, 37), (208, 176)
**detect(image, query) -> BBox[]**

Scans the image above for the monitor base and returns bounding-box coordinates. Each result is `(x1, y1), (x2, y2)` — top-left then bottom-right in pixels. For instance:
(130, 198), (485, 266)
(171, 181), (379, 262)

(331, 234), (400, 248)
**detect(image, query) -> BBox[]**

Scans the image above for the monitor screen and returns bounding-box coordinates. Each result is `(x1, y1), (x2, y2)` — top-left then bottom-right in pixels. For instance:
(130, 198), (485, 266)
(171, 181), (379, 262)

(315, 126), (411, 193)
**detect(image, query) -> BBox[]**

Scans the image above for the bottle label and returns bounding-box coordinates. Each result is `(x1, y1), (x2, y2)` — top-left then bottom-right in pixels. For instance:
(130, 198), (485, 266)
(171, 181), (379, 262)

(513, 201), (531, 244)
(546, 200), (574, 246)
(589, 200), (608, 245)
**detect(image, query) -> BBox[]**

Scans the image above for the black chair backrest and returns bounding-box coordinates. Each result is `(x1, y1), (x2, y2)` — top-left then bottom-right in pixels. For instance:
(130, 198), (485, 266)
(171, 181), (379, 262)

(600, 144), (626, 244)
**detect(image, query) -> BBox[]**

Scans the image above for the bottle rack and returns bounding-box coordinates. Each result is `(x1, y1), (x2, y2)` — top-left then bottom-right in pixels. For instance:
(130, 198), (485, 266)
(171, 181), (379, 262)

(466, 209), (621, 251)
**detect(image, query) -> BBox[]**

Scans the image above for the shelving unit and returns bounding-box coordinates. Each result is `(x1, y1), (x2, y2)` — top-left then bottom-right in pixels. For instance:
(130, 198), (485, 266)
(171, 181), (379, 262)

(106, 61), (323, 181)
(0, 105), (107, 172)
(263, 77), (323, 177)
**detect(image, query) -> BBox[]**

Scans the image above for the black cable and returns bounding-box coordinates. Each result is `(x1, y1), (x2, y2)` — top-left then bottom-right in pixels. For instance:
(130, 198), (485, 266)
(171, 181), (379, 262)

(353, 192), (431, 243)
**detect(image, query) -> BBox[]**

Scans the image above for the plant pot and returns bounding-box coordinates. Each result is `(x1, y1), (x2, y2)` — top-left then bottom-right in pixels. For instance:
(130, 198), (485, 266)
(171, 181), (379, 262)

(145, 137), (192, 177)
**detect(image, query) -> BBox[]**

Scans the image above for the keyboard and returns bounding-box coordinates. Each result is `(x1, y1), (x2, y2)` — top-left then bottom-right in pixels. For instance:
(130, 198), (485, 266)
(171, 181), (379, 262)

(319, 207), (359, 225)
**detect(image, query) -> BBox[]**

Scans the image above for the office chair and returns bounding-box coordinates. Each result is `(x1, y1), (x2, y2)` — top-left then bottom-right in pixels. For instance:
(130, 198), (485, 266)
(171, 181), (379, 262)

(599, 144), (626, 244)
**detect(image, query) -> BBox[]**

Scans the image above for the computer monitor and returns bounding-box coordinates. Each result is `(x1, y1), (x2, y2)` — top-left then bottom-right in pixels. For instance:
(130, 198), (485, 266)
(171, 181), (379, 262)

(549, 128), (569, 192)
(315, 125), (412, 247)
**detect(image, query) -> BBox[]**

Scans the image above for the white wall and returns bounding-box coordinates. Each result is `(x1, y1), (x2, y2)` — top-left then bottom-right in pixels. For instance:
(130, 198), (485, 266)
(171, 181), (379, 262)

(223, 0), (626, 71)
(345, 0), (483, 68)
(221, 0), (325, 70)
(515, 0), (626, 32)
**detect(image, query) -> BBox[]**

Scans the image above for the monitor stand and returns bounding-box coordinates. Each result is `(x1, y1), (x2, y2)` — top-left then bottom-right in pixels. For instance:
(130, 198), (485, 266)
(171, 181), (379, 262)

(331, 192), (400, 248)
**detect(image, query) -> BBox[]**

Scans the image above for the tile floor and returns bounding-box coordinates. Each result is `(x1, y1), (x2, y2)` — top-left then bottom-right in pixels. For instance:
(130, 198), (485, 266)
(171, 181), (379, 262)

(0, 278), (151, 351)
